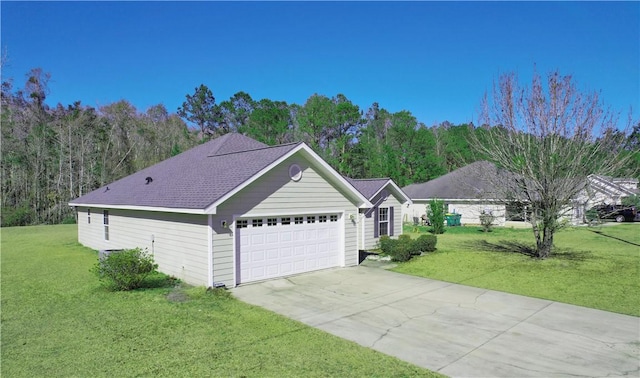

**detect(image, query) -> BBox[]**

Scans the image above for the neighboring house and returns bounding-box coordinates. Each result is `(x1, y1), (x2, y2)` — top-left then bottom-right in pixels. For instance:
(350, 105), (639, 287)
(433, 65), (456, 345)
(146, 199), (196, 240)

(347, 178), (411, 250)
(402, 161), (508, 226)
(402, 161), (638, 226)
(70, 133), (407, 288)
(571, 175), (639, 223)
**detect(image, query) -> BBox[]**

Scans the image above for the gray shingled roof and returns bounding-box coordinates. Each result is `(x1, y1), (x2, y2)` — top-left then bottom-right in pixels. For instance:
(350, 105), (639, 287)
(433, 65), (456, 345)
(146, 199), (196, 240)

(346, 178), (391, 200)
(402, 161), (501, 200)
(70, 133), (300, 210)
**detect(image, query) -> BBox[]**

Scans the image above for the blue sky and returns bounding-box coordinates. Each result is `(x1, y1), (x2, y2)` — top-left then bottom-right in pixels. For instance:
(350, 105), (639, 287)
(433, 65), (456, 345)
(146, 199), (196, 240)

(2, 2), (638, 128)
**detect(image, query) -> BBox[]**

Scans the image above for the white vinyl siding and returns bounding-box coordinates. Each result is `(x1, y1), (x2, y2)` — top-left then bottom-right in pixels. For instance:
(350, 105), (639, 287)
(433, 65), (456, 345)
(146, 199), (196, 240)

(403, 201), (506, 227)
(76, 207), (209, 285)
(447, 203), (505, 226)
(362, 190), (404, 250)
(212, 154), (359, 287)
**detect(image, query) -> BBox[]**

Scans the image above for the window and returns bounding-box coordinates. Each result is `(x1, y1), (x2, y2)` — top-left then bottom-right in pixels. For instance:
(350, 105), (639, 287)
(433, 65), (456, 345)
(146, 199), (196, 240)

(378, 208), (389, 236)
(307, 216), (316, 223)
(281, 217), (291, 225)
(236, 220), (248, 228)
(319, 215), (327, 223)
(294, 216), (304, 224)
(252, 219), (263, 227)
(267, 218), (277, 226)
(103, 210), (109, 241)
(87, 209), (91, 224)
(330, 215), (338, 222)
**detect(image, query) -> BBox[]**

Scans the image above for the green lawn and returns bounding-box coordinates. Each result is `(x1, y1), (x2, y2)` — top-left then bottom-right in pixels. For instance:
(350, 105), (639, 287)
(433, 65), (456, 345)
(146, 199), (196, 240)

(395, 223), (640, 316)
(1, 225), (439, 377)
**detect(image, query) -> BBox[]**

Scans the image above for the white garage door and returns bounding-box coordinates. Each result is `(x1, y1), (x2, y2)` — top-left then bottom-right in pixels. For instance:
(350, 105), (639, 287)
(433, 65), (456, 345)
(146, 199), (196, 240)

(237, 214), (342, 284)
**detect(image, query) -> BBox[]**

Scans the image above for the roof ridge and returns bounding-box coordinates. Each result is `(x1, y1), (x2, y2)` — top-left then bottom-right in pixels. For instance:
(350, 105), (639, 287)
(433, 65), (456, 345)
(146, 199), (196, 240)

(207, 141), (301, 158)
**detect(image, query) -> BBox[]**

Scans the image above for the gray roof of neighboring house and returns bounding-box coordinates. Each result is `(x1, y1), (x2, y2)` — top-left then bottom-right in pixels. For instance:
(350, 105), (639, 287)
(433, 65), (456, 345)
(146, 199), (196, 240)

(402, 161), (502, 200)
(70, 133), (300, 210)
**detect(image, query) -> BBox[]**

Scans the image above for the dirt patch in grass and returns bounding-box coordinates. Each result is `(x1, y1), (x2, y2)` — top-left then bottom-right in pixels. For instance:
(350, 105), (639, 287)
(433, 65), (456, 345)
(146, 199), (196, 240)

(166, 286), (190, 303)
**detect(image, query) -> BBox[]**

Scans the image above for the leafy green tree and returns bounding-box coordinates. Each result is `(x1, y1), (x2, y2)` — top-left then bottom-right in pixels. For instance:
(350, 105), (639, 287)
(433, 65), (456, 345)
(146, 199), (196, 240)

(218, 91), (255, 133)
(428, 199), (446, 234)
(297, 94), (334, 150)
(177, 84), (222, 139)
(243, 99), (292, 145)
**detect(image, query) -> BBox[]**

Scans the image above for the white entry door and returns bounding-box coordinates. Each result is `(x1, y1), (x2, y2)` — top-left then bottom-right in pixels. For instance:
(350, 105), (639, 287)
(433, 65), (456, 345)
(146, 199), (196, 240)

(236, 214), (341, 284)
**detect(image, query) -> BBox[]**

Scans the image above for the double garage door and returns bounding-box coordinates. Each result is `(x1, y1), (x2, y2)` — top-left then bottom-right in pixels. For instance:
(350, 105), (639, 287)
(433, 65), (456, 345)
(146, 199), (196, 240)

(237, 214), (342, 284)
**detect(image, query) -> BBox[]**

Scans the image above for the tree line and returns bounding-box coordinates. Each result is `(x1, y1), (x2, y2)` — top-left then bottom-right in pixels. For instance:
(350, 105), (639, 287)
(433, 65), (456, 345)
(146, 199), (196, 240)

(2, 68), (638, 227)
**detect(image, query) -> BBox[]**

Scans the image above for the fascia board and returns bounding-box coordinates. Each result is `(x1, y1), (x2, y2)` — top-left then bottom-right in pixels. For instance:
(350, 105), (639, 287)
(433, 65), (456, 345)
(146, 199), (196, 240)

(370, 180), (412, 205)
(68, 203), (208, 214)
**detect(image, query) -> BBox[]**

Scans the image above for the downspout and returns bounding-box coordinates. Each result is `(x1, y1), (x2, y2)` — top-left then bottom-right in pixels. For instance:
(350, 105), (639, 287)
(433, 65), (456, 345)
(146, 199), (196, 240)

(361, 212), (365, 251)
(207, 214), (213, 288)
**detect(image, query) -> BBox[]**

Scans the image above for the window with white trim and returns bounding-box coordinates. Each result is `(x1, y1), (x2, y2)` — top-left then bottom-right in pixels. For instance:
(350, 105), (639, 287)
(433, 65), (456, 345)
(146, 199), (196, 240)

(294, 216), (304, 224)
(103, 210), (109, 240)
(307, 215), (316, 223)
(319, 215), (327, 223)
(267, 218), (277, 226)
(379, 208), (389, 236)
(281, 217), (291, 225)
(236, 220), (248, 228)
(330, 215), (338, 222)
(87, 209), (91, 224)
(252, 219), (263, 227)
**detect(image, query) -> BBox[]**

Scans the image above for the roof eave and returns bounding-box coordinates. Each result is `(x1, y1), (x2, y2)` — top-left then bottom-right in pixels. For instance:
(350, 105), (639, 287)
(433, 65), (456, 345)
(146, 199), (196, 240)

(68, 202), (208, 214)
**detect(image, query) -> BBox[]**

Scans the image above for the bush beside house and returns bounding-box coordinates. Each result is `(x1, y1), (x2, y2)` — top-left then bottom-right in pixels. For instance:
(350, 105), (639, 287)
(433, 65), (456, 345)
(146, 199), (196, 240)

(91, 248), (159, 291)
(378, 234), (437, 262)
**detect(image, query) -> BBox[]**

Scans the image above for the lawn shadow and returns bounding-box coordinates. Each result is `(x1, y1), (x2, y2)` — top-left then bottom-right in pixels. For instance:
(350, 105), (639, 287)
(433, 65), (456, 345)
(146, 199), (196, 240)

(142, 273), (180, 289)
(467, 240), (537, 257)
(466, 240), (592, 261)
(589, 229), (640, 247)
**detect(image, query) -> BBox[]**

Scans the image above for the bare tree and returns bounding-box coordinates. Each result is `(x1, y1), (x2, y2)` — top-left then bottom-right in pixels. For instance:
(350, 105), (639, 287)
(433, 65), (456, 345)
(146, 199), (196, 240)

(471, 69), (636, 258)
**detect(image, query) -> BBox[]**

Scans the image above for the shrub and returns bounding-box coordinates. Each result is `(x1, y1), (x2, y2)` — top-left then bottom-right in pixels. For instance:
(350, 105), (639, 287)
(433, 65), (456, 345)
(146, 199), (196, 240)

(428, 199), (446, 234)
(378, 235), (396, 255)
(378, 235), (424, 262)
(479, 212), (496, 232)
(391, 235), (415, 262)
(61, 216), (77, 224)
(414, 234), (437, 253)
(91, 248), (158, 291)
(1, 205), (32, 227)
(585, 208), (601, 225)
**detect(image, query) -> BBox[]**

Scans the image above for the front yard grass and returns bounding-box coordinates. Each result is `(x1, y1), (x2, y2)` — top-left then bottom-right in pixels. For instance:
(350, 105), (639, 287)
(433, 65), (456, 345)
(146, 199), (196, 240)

(1, 225), (439, 377)
(395, 223), (640, 316)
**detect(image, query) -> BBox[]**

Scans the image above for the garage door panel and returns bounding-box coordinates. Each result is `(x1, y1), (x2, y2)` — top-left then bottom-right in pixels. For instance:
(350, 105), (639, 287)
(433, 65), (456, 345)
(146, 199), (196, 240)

(266, 232), (279, 244)
(281, 246), (292, 257)
(238, 214), (342, 284)
(266, 248), (279, 260)
(280, 231), (293, 242)
(293, 230), (305, 241)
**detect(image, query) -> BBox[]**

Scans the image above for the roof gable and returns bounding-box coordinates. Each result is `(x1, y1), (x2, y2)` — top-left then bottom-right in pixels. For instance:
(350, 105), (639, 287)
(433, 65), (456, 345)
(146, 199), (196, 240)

(347, 177), (411, 204)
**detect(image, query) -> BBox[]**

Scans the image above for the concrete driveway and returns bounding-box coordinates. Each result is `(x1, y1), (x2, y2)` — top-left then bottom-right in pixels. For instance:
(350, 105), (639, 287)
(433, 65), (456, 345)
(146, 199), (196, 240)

(232, 266), (640, 377)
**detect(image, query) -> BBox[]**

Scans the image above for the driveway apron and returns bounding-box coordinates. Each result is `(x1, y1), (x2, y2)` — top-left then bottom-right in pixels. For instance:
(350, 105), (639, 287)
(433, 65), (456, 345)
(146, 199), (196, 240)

(232, 266), (640, 377)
